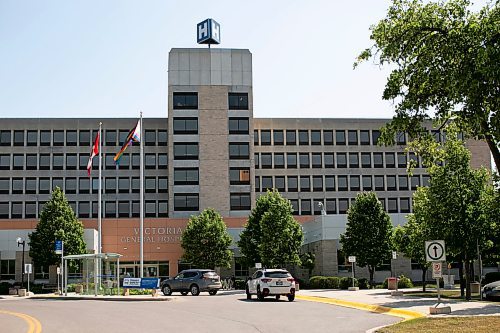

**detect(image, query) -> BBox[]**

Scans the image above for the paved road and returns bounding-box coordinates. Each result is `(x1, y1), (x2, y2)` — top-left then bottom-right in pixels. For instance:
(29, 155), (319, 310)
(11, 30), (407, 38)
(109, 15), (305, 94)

(0, 291), (399, 333)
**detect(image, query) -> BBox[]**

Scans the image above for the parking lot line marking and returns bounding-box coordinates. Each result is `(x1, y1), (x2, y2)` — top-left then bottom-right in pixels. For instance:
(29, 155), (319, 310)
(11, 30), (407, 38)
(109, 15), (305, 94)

(0, 310), (42, 333)
(296, 295), (425, 321)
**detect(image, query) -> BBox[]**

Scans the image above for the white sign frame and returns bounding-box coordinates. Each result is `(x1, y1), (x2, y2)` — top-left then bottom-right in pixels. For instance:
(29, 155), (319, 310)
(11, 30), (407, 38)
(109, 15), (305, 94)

(255, 263), (262, 269)
(348, 256), (356, 263)
(425, 240), (446, 262)
(24, 263), (32, 274)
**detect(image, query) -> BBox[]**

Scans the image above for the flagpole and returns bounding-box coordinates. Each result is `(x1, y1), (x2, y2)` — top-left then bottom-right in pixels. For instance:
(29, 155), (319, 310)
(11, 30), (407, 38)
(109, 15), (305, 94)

(98, 122), (102, 292)
(140, 112), (144, 278)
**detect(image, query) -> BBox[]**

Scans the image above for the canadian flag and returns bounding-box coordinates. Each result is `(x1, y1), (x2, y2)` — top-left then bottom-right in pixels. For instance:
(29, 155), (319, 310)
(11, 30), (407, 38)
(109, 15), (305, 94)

(87, 132), (99, 177)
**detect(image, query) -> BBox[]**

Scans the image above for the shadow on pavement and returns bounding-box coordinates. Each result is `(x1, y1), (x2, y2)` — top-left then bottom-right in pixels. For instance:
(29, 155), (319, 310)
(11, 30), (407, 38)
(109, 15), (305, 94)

(449, 305), (500, 316)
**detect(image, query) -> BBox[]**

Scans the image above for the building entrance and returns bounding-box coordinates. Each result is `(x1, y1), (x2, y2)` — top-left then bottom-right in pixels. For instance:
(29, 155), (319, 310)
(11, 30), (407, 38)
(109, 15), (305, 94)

(118, 261), (169, 279)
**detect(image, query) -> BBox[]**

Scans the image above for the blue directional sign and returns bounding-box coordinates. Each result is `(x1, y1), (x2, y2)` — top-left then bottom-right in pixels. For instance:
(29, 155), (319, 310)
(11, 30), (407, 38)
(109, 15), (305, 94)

(197, 18), (221, 44)
(55, 240), (62, 254)
(122, 277), (159, 289)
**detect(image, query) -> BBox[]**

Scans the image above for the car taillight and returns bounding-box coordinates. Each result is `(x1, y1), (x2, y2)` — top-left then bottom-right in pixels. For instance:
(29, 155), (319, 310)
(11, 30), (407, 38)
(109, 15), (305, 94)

(287, 278), (295, 283)
(261, 278), (272, 283)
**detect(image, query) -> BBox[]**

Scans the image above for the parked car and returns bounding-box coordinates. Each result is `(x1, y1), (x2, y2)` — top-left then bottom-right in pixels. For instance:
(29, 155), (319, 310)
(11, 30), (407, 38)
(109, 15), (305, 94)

(246, 269), (296, 301)
(482, 280), (500, 300)
(161, 269), (222, 296)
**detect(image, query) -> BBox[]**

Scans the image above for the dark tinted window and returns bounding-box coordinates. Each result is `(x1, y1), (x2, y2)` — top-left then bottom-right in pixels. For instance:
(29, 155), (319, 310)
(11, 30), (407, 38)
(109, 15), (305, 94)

(174, 194), (199, 211)
(174, 143), (199, 160)
(14, 131), (24, 146)
(287, 153), (297, 168)
(230, 193), (251, 210)
(173, 92), (198, 109)
(273, 130), (284, 145)
(40, 130), (51, 146)
(348, 130), (358, 145)
(299, 130), (309, 145)
(229, 168), (250, 185)
(174, 118), (198, 134)
(66, 131), (77, 146)
(0, 131), (11, 146)
(27, 130), (37, 146)
(228, 93), (248, 110)
(336, 130), (345, 145)
(360, 130), (370, 145)
(286, 130), (296, 145)
(264, 271), (291, 278)
(174, 168), (199, 185)
(145, 130), (156, 146)
(228, 118), (249, 134)
(260, 130), (271, 145)
(53, 131), (64, 146)
(311, 130), (321, 145)
(323, 130), (333, 145)
(79, 130), (90, 146)
(229, 143), (249, 159)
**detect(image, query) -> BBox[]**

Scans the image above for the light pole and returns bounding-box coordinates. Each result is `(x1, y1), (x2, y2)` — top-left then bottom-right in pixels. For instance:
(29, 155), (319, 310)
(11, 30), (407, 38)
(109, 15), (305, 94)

(16, 237), (25, 288)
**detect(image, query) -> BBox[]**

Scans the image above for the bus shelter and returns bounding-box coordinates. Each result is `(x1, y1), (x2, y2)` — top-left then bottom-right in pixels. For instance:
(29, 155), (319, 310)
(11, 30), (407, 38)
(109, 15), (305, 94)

(62, 253), (122, 296)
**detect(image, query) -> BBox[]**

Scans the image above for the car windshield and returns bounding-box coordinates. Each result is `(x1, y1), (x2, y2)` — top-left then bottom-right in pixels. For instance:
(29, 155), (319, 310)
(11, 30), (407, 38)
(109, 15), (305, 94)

(264, 271), (290, 278)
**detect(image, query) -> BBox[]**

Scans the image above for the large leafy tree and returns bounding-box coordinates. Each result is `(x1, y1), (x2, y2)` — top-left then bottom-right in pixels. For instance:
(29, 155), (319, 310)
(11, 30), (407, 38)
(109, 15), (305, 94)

(408, 125), (497, 300)
(340, 192), (393, 285)
(29, 187), (86, 270)
(238, 190), (303, 268)
(356, 0), (500, 170)
(181, 208), (232, 269)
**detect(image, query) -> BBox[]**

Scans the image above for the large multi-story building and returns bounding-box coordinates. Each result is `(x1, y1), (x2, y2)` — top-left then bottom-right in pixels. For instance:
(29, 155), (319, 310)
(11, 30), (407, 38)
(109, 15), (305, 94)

(0, 47), (492, 284)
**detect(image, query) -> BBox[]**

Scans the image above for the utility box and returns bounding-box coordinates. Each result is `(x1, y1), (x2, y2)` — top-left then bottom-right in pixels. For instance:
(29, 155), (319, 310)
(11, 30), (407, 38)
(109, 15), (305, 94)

(470, 282), (481, 294)
(388, 277), (398, 290)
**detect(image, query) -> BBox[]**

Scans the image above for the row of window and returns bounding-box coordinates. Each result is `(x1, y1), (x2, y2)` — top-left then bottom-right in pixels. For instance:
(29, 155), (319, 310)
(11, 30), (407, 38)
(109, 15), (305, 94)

(0, 177), (168, 195)
(254, 129), (394, 146)
(0, 153), (168, 170)
(255, 174), (429, 193)
(173, 117), (250, 135)
(287, 197), (411, 215)
(0, 200), (169, 219)
(0, 129), (167, 147)
(173, 92), (248, 110)
(254, 151), (420, 169)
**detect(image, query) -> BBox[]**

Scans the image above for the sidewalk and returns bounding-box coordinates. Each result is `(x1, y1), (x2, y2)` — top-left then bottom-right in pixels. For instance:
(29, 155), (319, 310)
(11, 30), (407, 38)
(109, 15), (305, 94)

(1, 292), (173, 301)
(297, 288), (500, 318)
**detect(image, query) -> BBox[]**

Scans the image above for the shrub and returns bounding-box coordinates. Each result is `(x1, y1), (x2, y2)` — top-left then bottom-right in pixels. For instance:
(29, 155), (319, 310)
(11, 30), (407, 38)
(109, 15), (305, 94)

(293, 278), (309, 289)
(483, 272), (500, 285)
(0, 282), (13, 295)
(382, 276), (414, 289)
(29, 284), (45, 294)
(397, 275), (413, 288)
(309, 276), (340, 289)
(358, 278), (369, 289)
(339, 277), (358, 289)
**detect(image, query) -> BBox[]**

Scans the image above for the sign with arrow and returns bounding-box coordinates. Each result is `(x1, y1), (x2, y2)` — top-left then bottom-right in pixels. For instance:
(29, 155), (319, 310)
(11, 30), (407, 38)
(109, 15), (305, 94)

(425, 240), (446, 262)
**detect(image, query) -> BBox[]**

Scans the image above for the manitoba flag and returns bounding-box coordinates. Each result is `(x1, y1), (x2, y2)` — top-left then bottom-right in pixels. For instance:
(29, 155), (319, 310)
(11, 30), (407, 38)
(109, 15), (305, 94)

(87, 132), (99, 177)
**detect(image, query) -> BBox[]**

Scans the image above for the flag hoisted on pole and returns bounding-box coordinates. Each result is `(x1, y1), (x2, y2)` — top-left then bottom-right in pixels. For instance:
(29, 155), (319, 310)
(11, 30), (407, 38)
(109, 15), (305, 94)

(114, 119), (141, 164)
(114, 116), (144, 277)
(87, 132), (99, 177)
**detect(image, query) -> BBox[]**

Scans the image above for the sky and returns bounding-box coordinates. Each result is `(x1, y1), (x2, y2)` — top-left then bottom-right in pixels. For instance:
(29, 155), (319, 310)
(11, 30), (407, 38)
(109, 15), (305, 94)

(0, 0), (476, 119)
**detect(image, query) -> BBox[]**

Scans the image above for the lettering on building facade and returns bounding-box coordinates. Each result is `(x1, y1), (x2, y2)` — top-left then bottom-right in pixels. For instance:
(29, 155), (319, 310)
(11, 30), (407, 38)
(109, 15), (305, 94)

(120, 227), (184, 243)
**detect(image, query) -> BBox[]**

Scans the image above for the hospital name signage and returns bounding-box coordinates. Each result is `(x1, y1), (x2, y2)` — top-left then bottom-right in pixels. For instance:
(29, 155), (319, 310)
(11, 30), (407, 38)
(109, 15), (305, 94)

(120, 227), (183, 244)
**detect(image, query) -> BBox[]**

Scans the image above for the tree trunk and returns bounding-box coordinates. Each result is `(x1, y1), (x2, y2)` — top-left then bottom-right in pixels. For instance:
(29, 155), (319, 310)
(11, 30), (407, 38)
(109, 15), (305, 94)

(368, 266), (375, 288)
(459, 261), (465, 298)
(422, 267), (427, 292)
(481, 120), (500, 171)
(465, 259), (472, 301)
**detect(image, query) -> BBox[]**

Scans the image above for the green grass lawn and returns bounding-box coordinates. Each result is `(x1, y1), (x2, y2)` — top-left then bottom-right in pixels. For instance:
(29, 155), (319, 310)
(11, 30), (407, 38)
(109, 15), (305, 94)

(377, 317), (500, 333)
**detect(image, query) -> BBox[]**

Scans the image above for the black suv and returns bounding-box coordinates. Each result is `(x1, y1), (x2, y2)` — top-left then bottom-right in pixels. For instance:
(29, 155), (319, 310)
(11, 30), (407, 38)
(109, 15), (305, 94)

(161, 269), (222, 296)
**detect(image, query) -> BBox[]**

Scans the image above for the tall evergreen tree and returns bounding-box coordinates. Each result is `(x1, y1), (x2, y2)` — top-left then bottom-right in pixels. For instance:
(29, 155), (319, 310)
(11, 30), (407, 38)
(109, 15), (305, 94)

(181, 208), (232, 269)
(238, 190), (303, 268)
(29, 187), (86, 269)
(340, 192), (393, 285)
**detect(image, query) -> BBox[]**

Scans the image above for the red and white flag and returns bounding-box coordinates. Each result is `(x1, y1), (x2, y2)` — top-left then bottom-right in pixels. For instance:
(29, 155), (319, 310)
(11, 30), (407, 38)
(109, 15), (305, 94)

(87, 132), (99, 177)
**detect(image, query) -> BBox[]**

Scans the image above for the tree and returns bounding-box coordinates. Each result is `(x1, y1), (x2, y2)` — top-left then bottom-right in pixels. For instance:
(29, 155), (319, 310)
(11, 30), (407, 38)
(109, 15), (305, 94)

(392, 214), (430, 291)
(356, 0), (500, 170)
(340, 192), (393, 285)
(29, 187), (86, 270)
(300, 252), (316, 276)
(181, 208), (232, 269)
(238, 190), (303, 268)
(407, 125), (497, 300)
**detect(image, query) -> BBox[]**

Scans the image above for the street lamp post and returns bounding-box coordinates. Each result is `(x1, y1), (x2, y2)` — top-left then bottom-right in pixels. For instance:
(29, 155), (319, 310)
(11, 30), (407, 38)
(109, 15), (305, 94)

(16, 237), (26, 288)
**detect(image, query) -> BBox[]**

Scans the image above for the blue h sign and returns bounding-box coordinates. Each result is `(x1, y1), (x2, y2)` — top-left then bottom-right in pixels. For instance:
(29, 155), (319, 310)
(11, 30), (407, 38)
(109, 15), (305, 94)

(197, 19), (220, 45)
(55, 240), (62, 254)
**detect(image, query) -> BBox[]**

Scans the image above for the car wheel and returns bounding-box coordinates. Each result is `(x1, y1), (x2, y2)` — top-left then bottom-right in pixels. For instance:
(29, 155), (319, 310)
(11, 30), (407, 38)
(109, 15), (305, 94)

(257, 286), (264, 301)
(209, 290), (217, 296)
(287, 294), (295, 302)
(190, 284), (200, 296)
(275, 295), (280, 300)
(246, 286), (252, 300)
(180, 291), (188, 296)
(162, 285), (172, 296)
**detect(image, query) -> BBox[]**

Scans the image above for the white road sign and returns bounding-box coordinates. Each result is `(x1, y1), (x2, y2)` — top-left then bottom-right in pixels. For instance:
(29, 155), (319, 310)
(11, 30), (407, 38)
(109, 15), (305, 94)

(432, 262), (442, 278)
(24, 263), (32, 274)
(348, 256), (356, 263)
(255, 263), (262, 269)
(425, 240), (446, 262)
(392, 251), (397, 260)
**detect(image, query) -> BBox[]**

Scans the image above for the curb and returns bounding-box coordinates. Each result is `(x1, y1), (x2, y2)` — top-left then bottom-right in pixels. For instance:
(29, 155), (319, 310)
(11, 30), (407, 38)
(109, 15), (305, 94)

(296, 295), (425, 321)
(29, 295), (172, 301)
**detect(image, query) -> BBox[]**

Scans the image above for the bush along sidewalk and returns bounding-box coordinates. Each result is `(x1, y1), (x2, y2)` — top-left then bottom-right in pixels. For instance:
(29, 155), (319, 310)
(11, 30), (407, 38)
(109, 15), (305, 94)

(382, 275), (414, 289)
(308, 276), (369, 289)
